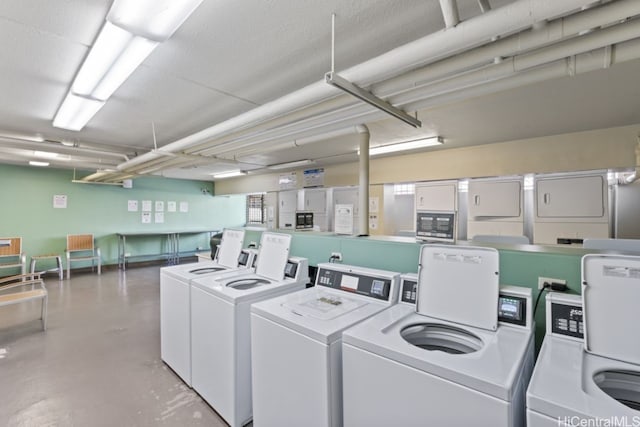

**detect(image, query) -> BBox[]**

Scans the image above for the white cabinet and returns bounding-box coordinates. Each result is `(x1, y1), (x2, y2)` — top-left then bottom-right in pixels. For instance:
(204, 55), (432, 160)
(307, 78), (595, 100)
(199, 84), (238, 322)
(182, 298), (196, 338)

(415, 182), (457, 211)
(536, 175), (606, 218)
(302, 189), (327, 213)
(278, 190), (297, 229)
(533, 174), (609, 244)
(468, 180), (521, 218)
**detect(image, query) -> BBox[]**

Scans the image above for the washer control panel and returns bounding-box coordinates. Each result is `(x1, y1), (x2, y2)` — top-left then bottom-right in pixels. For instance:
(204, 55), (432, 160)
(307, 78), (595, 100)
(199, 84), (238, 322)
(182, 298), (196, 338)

(316, 267), (393, 301)
(498, 295), (527, 326)
(400, 278), (418, 305)
(547, 293), (584, 340)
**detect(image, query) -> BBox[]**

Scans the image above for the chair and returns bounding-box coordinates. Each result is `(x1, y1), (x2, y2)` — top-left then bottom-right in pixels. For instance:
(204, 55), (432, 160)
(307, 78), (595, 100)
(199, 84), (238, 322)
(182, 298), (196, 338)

(66, 234), (101, 279)
(0, 237), (27, 277)
(583, 238), (640, 253)
(0, 272), (48, 330)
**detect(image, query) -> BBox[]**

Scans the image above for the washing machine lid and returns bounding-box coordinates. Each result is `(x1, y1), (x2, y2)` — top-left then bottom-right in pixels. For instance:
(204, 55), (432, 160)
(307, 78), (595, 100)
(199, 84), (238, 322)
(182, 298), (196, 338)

(254, 232), (291, 281)
(251, 287), (389, 344)
(216, 228), (245, 268)
(283, 291), (367, 320)
(161, 260), (228, 280)
(582, 254), (640, 365)
(417, 245), (499, 331)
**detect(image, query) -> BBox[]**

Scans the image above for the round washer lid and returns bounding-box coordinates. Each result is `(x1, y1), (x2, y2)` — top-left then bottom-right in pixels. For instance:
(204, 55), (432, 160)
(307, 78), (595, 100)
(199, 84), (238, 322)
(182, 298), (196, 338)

(417, 245), (499, 331)
(582, 254), (640, 365)
(189, 266), (226, 275)
(401, 322), (483, 354)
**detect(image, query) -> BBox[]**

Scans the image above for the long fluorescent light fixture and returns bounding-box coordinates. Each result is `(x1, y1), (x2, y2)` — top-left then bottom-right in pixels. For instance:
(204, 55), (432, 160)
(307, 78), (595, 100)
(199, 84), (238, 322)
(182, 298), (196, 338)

(325, 71), (421, 128)
(212, 170), (246, 179)
(365, 137), (443, 156)
(29, 161), (49, 167)
(53, 0), (203, 131)
(267, 159), (315, 170)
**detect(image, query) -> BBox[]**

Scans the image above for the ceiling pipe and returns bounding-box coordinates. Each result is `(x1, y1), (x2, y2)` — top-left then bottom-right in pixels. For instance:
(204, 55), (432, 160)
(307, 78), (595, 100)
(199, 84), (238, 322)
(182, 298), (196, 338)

(107, 0), (594, 175)
(357, 125), (370, 236)
(0, 137), (131, 161)
(439, 0), (460, 28)
(189, 0), (640, 159)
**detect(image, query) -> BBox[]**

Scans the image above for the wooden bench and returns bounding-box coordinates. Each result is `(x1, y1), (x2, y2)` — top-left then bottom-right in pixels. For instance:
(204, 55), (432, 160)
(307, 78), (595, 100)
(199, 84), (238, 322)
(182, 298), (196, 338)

(0, 273), (48, 330)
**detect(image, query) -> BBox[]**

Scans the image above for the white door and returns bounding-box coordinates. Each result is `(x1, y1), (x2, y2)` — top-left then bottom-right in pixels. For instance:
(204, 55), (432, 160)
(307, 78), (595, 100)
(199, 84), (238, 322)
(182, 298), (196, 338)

(304, 189), (327, 213)
(536, 176), (605, 218)
(415, 183), (457, 211)
(468, 180), (521, 217)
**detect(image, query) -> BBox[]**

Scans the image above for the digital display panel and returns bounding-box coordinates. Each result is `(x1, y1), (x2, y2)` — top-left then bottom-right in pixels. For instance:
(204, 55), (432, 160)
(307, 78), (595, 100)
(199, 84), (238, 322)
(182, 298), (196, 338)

(498, 295), (527, 326)
(371, 279), (385, 296)
(238, 251), (249, 266)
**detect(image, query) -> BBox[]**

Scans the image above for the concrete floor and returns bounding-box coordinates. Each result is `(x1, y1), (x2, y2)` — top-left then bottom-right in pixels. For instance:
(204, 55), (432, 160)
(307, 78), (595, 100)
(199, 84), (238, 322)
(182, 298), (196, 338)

(0, 266), (229, 427)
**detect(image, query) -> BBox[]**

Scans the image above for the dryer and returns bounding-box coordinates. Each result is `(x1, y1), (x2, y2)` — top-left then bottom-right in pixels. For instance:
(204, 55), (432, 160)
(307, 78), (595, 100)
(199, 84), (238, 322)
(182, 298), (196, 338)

(527, 254), (640, 426)
(190, 232), (308, 427)
(160, 228), (251, 386)
(342, 245), (535, 427)
(250, 263), (400, 427)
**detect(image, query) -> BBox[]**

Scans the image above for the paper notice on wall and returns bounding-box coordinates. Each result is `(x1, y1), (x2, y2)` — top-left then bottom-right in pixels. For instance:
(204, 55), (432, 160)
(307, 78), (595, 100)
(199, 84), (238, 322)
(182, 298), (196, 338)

(128, 200), (138, 212)
(279, 172), (297, 190)
(369, 214), (379, 230)
(155, 212), (165, 223)
(369, 197), (379, 213)
(167, 201), (177, 212)
(335, 204), (354, 235)
(141, 212), (152, 224)
(155, 201), (164, 212)
(142, 200), (152, 212)
(53, 195), (67, 209)
(303, 168), (324, 188)
(179, 201), (189, 213)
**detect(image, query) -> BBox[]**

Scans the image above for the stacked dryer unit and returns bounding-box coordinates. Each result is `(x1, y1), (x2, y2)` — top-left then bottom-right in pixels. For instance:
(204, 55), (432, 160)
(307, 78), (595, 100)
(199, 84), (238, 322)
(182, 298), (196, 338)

(527, 254), (640, 425)
(342, 245), (535, 426)
(251, 263), (400, 426)
(160, 228), (252, 386)
(190, 232), (309, 427)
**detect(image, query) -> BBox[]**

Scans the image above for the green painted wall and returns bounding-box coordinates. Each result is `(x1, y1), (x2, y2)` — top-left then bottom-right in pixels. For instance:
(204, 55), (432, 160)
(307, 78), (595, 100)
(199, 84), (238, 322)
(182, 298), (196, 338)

(0, 164), (247, 272)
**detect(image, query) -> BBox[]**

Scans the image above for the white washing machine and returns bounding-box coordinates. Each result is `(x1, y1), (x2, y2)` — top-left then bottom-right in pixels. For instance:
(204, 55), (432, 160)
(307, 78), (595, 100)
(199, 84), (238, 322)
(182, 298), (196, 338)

(527, 254), (640, 426)
(342, 245), (535, 427)
(250, 263), (400, 427)
(160, 228), (250, 386)
(190, 232), (308, 427)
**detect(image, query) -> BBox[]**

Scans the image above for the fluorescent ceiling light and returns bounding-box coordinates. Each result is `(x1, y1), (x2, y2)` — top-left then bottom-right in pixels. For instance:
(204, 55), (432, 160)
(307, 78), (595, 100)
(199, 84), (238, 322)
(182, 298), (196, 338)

(108, 0), (205, 42)
(365, 137), (443, 156)
(212, 170), (246, 179)
(53, 0), (203, 131)
(53, 93), (105, 131)
(267, 159), (315, 170)
(33, 151), (59, 159)
(60, 141), (76, 147)
(29, 161), (49, 167)
(325, 71), (421, 128)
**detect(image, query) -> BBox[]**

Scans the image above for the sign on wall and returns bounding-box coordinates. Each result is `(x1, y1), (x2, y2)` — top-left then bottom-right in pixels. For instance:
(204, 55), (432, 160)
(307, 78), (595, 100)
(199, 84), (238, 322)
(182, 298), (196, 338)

(303, 168), (324, 188)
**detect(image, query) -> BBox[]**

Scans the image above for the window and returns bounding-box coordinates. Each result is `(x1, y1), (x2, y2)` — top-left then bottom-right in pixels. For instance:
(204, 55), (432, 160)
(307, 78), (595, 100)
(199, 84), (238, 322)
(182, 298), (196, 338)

(246, 194), (265, 225)
(393, 183), (415, 195)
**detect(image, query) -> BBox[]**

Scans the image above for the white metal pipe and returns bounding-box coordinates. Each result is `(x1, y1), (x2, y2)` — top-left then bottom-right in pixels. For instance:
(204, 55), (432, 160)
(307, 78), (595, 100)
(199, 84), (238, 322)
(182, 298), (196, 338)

(114, 0), (593, 172)
(439, 0), (460, 28)
(478, 0), (491, 13)
(357, 125), (370, 236)
(191, 1), (640, 160)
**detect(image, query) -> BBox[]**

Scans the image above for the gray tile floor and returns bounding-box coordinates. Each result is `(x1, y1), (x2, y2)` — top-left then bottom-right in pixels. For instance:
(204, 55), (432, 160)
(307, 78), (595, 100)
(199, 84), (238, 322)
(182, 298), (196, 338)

(0, 266), (228, 427)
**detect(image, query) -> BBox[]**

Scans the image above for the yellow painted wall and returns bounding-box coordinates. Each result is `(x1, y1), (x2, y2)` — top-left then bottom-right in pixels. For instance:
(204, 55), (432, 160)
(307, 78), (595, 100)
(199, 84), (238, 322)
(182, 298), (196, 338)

(215, 124), (640, 194)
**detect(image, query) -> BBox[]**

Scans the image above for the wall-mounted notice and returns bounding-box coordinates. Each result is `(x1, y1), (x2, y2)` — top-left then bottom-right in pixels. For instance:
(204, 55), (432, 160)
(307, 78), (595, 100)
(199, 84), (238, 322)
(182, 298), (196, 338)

(303, 168), (324, 188)
(141, 212), (152, 224)
(155, 201), (164, 212)
(53, 195), (67, 209)
(335, 204), (354, 235)
(167, 201), (177, 212)
(142, 200), (152, 212)
(179, 201), (189, 213)
(279, 172), (297, 190)
(155, 212), (165, 223)
(128, 200), (138, 212)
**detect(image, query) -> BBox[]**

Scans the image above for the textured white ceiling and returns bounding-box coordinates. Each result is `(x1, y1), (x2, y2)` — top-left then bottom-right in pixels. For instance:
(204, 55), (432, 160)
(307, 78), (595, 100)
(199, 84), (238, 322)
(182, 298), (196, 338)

(0, 0), (638, 179)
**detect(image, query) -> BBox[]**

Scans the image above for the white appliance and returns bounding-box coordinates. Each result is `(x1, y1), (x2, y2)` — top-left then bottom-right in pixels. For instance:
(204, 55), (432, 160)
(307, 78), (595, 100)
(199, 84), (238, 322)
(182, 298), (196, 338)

(527, 254), (640, 426)
(251, 263), (400, 427)
(190, 232), (308, 427)
(160, 228), (250, 386)
(342, 245), (535, 426)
